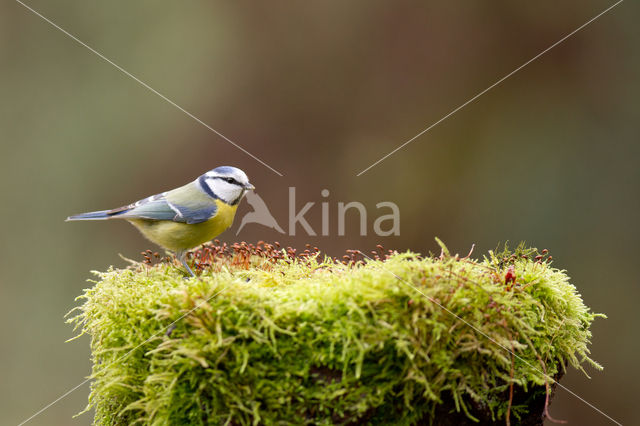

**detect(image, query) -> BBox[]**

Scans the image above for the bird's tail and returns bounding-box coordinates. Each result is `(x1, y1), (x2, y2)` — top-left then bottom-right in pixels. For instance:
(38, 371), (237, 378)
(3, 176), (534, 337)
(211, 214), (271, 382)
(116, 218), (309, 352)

(66, 210), (114, 221)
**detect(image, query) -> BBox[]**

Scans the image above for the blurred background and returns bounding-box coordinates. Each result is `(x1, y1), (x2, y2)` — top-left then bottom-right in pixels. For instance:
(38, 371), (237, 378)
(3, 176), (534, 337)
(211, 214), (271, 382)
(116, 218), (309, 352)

(1, 1), (637, 424)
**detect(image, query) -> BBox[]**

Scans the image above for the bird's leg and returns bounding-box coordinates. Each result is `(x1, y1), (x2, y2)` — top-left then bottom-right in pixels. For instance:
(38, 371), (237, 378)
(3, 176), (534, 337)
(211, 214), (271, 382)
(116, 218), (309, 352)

(176, 250), (195, 278)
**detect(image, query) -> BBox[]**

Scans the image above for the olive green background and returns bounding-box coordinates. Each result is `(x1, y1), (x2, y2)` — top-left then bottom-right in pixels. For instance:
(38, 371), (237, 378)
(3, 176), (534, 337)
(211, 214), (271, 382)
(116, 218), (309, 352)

(1, 1), (637, 425)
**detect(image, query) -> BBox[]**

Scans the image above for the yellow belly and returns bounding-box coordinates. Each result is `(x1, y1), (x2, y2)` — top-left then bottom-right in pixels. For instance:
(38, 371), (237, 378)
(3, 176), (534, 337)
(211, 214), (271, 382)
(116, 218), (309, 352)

(127, 200), (238, 252)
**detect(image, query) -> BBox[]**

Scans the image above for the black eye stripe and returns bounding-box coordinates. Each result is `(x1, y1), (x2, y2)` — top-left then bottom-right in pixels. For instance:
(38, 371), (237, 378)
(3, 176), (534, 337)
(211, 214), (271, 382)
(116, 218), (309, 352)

(215, 176), (239, 185)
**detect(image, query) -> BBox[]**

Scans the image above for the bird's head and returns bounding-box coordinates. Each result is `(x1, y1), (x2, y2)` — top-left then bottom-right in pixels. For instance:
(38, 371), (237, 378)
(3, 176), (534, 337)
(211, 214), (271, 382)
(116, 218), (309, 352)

(198, 166), (255, 205)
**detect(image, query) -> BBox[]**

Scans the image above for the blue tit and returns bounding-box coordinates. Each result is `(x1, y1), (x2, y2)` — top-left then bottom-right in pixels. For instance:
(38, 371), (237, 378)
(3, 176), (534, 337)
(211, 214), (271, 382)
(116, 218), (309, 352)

(67, 166), (255, 277)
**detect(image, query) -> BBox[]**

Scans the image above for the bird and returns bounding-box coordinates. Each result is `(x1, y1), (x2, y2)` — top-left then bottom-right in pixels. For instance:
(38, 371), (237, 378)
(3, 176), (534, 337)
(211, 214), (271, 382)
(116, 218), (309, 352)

(67, 166), (254, 277)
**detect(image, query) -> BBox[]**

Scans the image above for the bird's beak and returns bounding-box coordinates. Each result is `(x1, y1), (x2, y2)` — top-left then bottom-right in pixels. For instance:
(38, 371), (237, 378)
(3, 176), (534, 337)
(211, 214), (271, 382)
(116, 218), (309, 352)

(244, 183), (255, 191)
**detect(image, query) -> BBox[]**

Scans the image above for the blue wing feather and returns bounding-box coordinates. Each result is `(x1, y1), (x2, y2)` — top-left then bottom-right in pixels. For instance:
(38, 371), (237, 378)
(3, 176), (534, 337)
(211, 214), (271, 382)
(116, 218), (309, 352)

(170, 202), (217, 224)
(118, 183), (217, 224)
(68, 182), (218, 224)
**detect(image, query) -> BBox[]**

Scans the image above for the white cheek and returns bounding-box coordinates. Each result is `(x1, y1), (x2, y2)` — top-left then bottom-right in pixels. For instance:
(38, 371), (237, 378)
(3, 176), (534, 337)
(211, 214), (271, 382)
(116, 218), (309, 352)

(211, 181), (243, 203)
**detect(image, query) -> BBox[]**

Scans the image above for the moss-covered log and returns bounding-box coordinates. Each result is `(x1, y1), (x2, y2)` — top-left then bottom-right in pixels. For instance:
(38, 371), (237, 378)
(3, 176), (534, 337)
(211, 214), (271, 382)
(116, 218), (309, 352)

(68, 241), (603, 425)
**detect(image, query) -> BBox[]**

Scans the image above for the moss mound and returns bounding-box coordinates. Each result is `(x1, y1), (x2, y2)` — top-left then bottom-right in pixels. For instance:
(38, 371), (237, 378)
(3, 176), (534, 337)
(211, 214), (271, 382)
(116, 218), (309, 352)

(68, 241), (602, 425)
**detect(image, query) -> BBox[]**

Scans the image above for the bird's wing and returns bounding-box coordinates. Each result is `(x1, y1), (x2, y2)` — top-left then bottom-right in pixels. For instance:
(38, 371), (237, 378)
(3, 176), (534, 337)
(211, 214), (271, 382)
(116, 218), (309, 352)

(115, 182), (218, 224)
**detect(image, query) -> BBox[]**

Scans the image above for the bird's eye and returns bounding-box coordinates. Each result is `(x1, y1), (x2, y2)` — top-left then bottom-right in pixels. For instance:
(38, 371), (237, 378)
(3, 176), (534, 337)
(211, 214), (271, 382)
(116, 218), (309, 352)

(224, 177), (236, 184)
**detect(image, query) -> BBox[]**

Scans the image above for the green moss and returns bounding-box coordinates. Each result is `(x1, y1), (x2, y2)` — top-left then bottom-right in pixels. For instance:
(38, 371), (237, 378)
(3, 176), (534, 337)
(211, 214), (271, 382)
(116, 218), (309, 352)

(68, 242), (603, 425)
